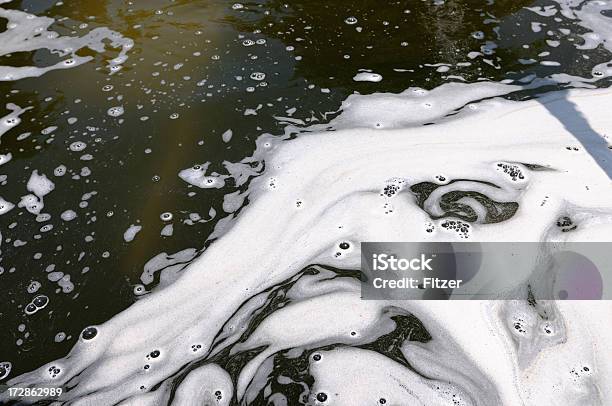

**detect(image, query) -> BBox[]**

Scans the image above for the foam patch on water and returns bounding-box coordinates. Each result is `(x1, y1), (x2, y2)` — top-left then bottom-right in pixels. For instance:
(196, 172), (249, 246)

(526, 0), (612, 81)
(548, 0), (612, 53)
(0, 103), (31, 141)
(322, 82), (521, 130)
(123, 225), (142, 243)
(353, 72), (383, 82)
(0, 1), (133, 81)
(0, 196), (14, 215)
(4, 84), (612, 405)
(179, 162), (228, 189)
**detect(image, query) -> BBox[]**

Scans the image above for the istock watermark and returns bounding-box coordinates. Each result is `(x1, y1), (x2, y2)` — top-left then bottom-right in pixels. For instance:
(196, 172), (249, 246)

(370, 253), (463, 290)
(361, 242), (611, 300)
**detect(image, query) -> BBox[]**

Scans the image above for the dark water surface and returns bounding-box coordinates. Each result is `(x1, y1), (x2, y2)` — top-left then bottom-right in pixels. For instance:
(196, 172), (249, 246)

(0, 0), (610, 380)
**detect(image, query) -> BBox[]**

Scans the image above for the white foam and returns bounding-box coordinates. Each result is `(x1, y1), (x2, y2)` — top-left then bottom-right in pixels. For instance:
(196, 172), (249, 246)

(123, 225), (142, 243)
(171, 364), (232, 406)
(18, 193), (42, 215)
(550, 0), (612, 53)
(221, 129), (233, 143)
(308, 347), (472, 405)
(0, 196), (14, 215)
(0, 103), (31, 142)
(323, 82), (521, 130)
(0, 2), (133, 81)
(60, 209), (77, 221)
(0, 152), (11, 165)
(26, 170), (55, 198)
(140, 249), (198, 286)
(178, 163), (227, 189)
(5, 85), (612, 405)
(353, 72), (383, 82)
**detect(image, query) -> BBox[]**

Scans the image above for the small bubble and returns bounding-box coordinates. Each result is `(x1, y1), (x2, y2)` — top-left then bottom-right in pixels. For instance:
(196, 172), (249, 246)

(471, 31), (485, 40)
(69, 141), (87, 152)
(250, 72), (266, 81)
(33, 295), (49, 308)
(27, 281), (41, 294)
(25, 303), (38, 315)
(81, 327), (98, 340)
(107, 106), (124, 117)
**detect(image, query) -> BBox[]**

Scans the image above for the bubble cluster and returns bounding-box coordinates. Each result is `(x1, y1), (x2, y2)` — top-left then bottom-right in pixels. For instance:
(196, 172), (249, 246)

(250, 72), (266, 81)
(24, 295), (49, 315)
(107, 106), (124, 117)
(47, 365), (61, 379)
(380, 178), (407, 198)
(556, 216), (577, 232)
(440, 219), (471, 239)
(496, 162), (525, 182)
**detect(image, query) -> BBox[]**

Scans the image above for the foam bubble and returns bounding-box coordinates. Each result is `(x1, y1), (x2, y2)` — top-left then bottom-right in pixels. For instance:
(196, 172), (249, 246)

(0, 152), (11, 165)
(0, 196), (14, 215)
(123, 225), (142, 243)
(178, 163), (227, 189)
(107, 106), (125, 117)
(26, 172), (53, 198)
(353, 72), (383, 82)
(60, 210), (77, 221)
(69, 141), (87, 152)
(0, 103), (32, 142)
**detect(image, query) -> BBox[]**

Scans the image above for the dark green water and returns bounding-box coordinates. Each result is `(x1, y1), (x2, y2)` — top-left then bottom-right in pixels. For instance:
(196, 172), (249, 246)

(0, 0), (610, 380)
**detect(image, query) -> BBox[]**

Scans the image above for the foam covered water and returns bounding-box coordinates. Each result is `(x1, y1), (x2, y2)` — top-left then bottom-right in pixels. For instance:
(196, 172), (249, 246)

(4, 83), (612, 405)
(2, 0), (612, 404)
(0, 1), (133, 81)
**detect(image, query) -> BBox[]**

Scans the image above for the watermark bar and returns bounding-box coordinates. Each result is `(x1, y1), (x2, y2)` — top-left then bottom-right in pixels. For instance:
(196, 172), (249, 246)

(361, 242), (611, 300)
